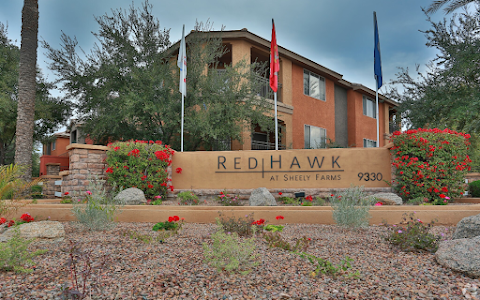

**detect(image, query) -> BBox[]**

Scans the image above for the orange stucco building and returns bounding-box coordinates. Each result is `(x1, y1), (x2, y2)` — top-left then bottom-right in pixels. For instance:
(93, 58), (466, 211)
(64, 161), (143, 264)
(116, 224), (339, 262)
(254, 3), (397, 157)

(177, 29), (398, 150)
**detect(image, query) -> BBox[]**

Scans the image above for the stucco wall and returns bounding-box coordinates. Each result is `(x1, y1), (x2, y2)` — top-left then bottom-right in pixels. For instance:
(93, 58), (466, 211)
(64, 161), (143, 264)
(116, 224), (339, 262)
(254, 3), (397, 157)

(291, 64), (336, 149)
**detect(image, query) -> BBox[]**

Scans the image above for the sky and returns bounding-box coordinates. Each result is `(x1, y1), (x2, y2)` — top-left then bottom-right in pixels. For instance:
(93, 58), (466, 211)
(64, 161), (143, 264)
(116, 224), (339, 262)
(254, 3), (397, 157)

(0, 0), (465, 96)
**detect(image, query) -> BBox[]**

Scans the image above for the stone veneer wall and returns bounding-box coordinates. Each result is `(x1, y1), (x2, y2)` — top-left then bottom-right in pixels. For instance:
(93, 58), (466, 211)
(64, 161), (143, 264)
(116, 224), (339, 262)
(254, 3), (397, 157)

(41, 163), (62, 198)
(61, 144), (109, 195)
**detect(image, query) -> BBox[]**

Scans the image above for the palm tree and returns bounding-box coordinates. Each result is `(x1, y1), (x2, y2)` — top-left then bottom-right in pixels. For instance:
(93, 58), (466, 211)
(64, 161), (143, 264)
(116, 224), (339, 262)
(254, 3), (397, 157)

(426, 0), (479, 14)
(14, 0), (38, 182)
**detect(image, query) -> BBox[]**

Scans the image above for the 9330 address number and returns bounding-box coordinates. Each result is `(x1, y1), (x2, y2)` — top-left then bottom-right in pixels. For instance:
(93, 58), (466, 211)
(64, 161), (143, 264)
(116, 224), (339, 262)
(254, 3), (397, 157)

(358, 172), (383, 181)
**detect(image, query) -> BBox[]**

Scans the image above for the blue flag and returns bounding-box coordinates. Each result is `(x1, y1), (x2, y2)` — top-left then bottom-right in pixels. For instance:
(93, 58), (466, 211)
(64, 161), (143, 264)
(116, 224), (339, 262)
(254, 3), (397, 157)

(374, 12), (382, 89)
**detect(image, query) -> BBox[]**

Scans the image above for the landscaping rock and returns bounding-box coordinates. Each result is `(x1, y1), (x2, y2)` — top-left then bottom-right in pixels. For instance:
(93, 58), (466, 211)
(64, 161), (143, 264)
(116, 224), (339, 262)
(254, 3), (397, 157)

(0, 221), (65, 243)
(452, 213), (480, 239)
(249, 187), (277, 206)
(369, 192), (403, 205)
(114, 187), (147, 205)
(435, 236), (480, 278)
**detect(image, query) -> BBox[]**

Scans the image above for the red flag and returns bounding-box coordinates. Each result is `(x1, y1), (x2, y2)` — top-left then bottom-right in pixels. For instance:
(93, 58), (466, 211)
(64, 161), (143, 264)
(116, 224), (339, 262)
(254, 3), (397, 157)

(270, 19), (279, 92)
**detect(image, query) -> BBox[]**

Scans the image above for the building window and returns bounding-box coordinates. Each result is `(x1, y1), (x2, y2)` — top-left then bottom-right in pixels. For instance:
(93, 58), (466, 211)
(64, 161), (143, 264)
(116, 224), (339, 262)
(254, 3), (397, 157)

(304, 125), (326, 149)
(363, 138), (377, 148)
(52, 140), (56, 151)
(303, 69), (325, 101)
(363, 96), (376, 118)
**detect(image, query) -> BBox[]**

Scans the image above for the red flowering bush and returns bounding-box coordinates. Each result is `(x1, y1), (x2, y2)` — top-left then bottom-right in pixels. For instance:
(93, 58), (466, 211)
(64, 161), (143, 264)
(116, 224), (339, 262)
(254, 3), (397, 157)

(105, 140), (176, 199)
(20, 213), (34, 223)
(390, 128), (471, 204)
(0, 217), (6, 225)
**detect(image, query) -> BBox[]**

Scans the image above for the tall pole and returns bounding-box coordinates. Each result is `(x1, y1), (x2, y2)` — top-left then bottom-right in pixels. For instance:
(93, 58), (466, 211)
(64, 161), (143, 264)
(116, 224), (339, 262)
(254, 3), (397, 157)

(375, 82), (379, 147)
(274, 92), (278, 150)
(181, 94), (184, 152)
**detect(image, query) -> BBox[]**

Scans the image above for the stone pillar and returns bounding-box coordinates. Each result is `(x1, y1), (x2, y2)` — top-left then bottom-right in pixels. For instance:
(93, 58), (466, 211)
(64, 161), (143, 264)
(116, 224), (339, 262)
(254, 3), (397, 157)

(61, 144), (108, 196)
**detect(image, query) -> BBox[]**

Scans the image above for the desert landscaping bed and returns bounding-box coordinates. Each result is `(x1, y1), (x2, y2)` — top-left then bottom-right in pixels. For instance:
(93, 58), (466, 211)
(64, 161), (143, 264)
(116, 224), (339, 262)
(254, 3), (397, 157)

(1, 222), (479, 299)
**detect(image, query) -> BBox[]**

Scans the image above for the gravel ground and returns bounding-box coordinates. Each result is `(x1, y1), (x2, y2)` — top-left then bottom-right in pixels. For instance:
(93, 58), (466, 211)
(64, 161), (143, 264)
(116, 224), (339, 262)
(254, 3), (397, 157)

(1, 222), (479, 300)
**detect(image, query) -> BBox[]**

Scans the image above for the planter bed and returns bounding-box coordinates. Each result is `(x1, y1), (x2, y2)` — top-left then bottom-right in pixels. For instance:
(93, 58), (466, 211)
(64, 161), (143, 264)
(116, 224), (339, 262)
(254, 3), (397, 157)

(0, 222), (477, 299)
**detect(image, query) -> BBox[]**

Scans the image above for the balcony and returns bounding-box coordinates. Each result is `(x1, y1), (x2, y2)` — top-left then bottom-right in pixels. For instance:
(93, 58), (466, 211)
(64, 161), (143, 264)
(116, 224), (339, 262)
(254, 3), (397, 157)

(253, 74), (282, 103)
(251, 140), (286, 150)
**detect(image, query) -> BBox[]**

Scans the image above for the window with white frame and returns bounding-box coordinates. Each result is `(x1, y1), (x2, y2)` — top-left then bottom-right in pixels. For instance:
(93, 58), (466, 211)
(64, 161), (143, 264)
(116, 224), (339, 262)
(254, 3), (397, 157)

(363, 96), (376, 118)
(303, 69), (325, 101)
(304, 125), (327, 149)
(363, 138), (377, 148)
(52, 140), (56, 151)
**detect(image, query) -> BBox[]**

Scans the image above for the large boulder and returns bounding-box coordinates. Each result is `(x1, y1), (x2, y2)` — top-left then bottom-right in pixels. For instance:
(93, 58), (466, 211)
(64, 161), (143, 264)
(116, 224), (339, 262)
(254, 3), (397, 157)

(370, 192), (403, 205)
(435, 236), (480, 278)
(452, 213), (480, 239)
(249, 187), (277, 206)
(0, 221), (65, 243)
(114, 187), (146, 205)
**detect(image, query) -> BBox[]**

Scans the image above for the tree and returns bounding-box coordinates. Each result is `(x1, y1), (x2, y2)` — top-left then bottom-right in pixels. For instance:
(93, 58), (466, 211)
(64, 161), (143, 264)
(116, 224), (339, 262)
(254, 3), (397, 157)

(0, 23), (71, 167)
(43, 1), (274, 150)
(387, 7), (480, 167)
(426, 0), (478, 15)
(14, 0), (39, 181)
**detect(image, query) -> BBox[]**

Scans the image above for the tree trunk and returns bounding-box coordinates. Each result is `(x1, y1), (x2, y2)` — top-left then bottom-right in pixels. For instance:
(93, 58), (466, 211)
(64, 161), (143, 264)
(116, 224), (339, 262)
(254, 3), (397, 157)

(14, 0), (38, 182)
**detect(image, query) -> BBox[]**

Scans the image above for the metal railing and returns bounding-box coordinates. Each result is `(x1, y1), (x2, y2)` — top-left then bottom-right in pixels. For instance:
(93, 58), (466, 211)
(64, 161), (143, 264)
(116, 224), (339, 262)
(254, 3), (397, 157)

(253, 74), (282, 103)
(251, 140), (286, 150)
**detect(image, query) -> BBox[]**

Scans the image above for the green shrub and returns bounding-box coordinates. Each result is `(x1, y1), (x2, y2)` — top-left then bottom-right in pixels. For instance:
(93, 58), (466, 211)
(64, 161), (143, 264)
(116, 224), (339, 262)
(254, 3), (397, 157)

(0, 226), (47, 273)
(390, 128), (471, 204)
(384, 212), (441, 253)
(469, 180), (480, 197)
(298, 252), (359, 279)
(71, 176), (123, 231)
(177, 191), (199, 205)
(30, 185), (43, 199)
(0, 164), (43, 217)
(278, 196), (297, 205)
(314, 197), (326, 206)
(105, 140), (175, 200)
(406, 197), (427, 205)
(329, 185), (373, 228)
(216, 212), (257, 236)
(203, 223), (258, 275)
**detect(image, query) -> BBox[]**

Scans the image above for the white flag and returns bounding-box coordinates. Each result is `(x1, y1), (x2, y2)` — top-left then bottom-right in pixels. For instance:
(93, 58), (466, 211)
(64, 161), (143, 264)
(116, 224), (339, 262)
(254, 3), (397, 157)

(177, 25), (187, 97)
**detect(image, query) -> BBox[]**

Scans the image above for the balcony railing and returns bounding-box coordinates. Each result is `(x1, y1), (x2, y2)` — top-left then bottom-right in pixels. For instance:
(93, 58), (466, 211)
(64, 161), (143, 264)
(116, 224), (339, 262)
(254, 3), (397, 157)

(251, 140), (286, 150)
(253, 74), (282, 102)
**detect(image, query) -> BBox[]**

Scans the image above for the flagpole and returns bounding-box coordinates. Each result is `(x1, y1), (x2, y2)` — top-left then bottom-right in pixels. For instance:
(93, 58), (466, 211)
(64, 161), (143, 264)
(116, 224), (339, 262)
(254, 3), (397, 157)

(274, 92), (278, 150)
(376, 81), (379, 148)
(181, 94), (184, 152)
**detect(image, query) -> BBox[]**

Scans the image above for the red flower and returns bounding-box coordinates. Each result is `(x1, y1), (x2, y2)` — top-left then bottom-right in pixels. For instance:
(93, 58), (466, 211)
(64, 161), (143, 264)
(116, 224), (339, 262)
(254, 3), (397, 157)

(441, 187), (448, 192)
(105, 167), (114, 174)
(64, 192), (69, 196)
(148, 184), (154, 189)
(252, 218), (265, 225)
(114, 146), (120, 151)
(0, 217), (6, 225)
(20, 213), (34, 223)
(176, 167), (182, 174)
(7, 220), (15, 227)
(439, 194), (446, 198)
(278, 192), (283, 196)
(169, 186), (174, 192)
(168, 216), (174, 222)
(181, 217), (185, 221)
(307, 238), (311, 241)
(434, 188), (439, 193)
(275, 215), (284, 220)
(173, 216), (180, 221)
(305, 195), (313, 202)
